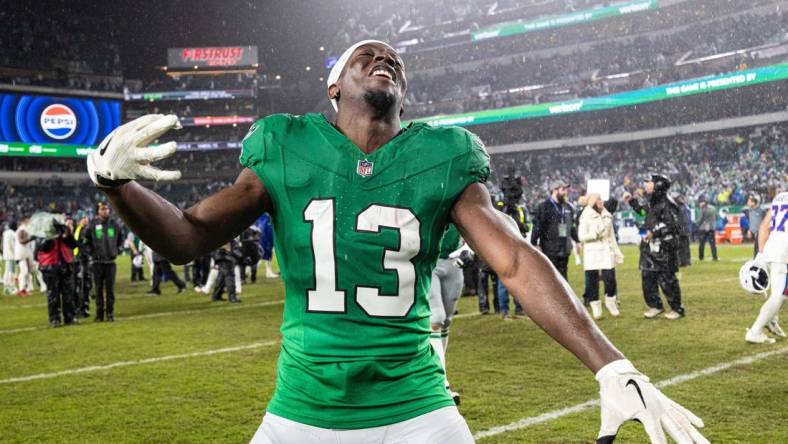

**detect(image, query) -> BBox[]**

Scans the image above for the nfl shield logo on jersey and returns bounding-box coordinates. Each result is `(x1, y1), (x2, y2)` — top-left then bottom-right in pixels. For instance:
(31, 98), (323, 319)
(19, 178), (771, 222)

(357, 159), (374, 177)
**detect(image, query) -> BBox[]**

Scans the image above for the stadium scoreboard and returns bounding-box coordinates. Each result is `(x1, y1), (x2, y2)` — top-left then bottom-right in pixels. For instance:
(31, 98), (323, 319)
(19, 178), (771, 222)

(167, 46), (258, 70)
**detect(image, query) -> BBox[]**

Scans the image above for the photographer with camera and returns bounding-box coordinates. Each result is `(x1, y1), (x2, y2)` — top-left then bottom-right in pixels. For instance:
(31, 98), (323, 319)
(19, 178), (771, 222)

(35, 215), (78, 327)
(497, 171), (529, 238)
(82, 202), (124, 322)
(626, 174), (686, 319)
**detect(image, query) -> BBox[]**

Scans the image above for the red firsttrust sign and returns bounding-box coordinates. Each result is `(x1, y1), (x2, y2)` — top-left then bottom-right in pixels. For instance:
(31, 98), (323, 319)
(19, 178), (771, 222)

(180, 47), (246, 66)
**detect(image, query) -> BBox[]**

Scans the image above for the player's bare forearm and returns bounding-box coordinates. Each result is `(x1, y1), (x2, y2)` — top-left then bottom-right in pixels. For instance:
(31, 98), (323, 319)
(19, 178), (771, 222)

(452, 183), (623, 373)
(757, 209), (771, 253)
(102, 168), (272, 264)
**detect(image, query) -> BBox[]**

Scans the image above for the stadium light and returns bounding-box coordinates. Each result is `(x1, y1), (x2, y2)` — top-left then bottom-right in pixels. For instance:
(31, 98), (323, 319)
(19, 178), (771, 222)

(275, 75), (281, 80)
(305, 66), (311, 71)
(319, 46), (325, 51)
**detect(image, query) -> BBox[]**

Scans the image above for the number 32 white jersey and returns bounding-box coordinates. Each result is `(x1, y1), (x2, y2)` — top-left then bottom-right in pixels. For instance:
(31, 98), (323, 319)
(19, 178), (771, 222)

(763, 191), (788, 264)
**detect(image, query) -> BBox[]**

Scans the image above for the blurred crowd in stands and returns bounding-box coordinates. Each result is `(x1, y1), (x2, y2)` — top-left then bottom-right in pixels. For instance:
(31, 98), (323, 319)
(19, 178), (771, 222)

(491, 124), (787, 211)
(473, 81), (788, 145)
(403, 8), (785, 118)
(3, 123), (784, 219)
(125, 73), (258, 93)
(126, 99), (257, 119)
(0, 3), (122, 91)
(330, 0), (608, 56)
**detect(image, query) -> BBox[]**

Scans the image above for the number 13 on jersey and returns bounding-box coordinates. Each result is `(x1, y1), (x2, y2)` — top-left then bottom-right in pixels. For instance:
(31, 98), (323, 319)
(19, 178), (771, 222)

(303, 199), (421, 318)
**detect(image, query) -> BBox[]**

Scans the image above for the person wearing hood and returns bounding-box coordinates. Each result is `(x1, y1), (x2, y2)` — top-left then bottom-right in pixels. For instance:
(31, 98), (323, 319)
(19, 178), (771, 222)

(578, 194), (623, 320)
(626, 174), (686, 319)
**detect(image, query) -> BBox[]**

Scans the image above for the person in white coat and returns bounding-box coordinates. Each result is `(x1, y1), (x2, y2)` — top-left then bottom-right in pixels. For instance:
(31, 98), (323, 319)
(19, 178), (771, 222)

(2, 221), (17, 294)
(578, 194), (624, 319)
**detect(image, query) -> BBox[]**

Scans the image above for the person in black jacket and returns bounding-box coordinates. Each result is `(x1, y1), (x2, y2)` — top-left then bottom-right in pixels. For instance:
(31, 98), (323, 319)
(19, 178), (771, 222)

(530, 180), (578, 279)
(240, 227), (262, 284)
(82, 203), (124, 322)
(626, 174), (686, 320)
(72, 214), (92, 318)
(212, 241), (243, 303)
(147, 250), (187, 295)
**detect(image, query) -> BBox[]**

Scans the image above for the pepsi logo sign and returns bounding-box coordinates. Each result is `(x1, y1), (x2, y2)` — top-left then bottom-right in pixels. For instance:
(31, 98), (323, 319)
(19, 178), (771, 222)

(40, 104), (77, 140)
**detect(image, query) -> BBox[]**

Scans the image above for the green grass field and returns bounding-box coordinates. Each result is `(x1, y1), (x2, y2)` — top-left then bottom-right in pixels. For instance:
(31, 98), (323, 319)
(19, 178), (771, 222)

(1, 243), (786, 443)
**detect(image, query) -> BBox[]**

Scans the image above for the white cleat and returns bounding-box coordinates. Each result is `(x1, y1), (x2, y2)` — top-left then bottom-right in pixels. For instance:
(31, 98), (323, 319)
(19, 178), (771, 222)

(604, 296), (620, 317)
(766, 319), (786, 338)
(664, 311), (682, 320)
(643, 307), (664, 318)
(746, 329), (776, 344)
(590, 300), (603, 320)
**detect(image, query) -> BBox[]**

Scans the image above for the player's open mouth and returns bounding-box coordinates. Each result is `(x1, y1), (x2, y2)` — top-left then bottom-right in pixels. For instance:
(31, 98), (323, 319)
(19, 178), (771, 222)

(369, 66), (396, 83)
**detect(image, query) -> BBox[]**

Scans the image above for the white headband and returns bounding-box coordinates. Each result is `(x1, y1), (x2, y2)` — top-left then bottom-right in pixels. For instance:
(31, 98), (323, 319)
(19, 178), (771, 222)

(326, 39), (390, 112)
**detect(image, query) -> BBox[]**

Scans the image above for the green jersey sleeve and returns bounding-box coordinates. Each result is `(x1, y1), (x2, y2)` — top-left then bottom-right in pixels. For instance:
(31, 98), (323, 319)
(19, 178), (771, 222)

(465, 130), (490, 185)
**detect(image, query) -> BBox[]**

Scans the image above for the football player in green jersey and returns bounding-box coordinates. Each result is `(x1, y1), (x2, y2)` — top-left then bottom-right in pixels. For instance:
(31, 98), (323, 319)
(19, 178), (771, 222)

(87, 40), (708, 444)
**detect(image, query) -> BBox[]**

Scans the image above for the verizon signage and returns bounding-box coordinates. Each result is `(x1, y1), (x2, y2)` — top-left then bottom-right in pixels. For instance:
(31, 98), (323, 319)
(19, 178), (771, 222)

(168, 46), (258, 69)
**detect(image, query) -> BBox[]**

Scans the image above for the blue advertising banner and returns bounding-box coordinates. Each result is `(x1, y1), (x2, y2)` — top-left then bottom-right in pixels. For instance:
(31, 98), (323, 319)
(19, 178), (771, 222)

(0, 93), (122, 147)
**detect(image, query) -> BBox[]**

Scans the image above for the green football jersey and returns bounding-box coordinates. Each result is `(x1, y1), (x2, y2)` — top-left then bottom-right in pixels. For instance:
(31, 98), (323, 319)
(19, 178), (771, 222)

(438, 224), (462, 259)
(240, 113), (489, 429)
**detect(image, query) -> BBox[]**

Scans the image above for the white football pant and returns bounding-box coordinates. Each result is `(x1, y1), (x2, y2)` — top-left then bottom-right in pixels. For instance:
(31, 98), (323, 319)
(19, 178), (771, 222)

(749, 262), (788, 336)
(250, 406), (473, 444)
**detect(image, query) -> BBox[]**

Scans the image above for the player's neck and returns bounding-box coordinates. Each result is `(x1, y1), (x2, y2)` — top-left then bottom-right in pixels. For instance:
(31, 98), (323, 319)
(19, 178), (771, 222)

(335, 110), (402, 155)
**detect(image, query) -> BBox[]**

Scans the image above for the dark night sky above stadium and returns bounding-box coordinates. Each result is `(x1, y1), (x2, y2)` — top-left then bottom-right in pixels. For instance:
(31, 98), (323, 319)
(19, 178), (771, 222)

(59, 0), (347, 81)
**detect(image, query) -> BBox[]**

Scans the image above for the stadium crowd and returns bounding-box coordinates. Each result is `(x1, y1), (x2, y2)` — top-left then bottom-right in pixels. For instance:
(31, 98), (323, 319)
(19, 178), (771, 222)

(3, 122), (784, 223)
(0, 3), (122, 91)
(490, 124), (787, 211)
(404, 10), (785, 118)
(327, 0), (605, 55)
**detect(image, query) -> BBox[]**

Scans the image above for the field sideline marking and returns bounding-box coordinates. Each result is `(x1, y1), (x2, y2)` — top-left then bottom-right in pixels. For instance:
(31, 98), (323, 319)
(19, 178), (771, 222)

(0, 341), (279, 385)
(0, 300), (284, 335)
(473, 346), (788, 440)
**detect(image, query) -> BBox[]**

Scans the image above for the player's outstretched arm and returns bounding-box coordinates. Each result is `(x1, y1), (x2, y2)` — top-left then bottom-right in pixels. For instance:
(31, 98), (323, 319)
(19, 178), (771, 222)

(451, 183), (708, 444)
(88, 115), (272, 264)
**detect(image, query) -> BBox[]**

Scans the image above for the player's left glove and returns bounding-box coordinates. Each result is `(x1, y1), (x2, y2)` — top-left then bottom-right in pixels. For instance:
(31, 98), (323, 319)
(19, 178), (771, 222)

(87, 114), (182, 187)
(596, 359), (708, 444)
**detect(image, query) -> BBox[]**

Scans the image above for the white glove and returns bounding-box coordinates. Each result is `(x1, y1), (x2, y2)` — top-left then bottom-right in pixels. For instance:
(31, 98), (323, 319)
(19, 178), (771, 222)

(596, 360), (708, 444)
(87, 114), (182, 187)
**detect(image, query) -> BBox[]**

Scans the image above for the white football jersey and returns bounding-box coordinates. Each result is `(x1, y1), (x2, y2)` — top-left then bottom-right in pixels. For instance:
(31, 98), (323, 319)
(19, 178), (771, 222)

(762, 191), (788, 264)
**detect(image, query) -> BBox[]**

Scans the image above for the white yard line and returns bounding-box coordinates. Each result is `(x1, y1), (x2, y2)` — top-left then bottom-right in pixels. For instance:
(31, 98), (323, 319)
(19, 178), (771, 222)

(0, 299), (284, 335)
(473, 346), (788, 440)
(0, 341), (279, 385)
(3, 331), (785, 440)
(0, 291), (199, 310)
(0, 303), (48, 311)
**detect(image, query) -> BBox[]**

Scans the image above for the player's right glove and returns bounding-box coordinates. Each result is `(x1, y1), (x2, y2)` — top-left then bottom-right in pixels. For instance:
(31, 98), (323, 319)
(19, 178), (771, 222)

(596, 359), (709, 444)
(87, 114), (182, 187)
